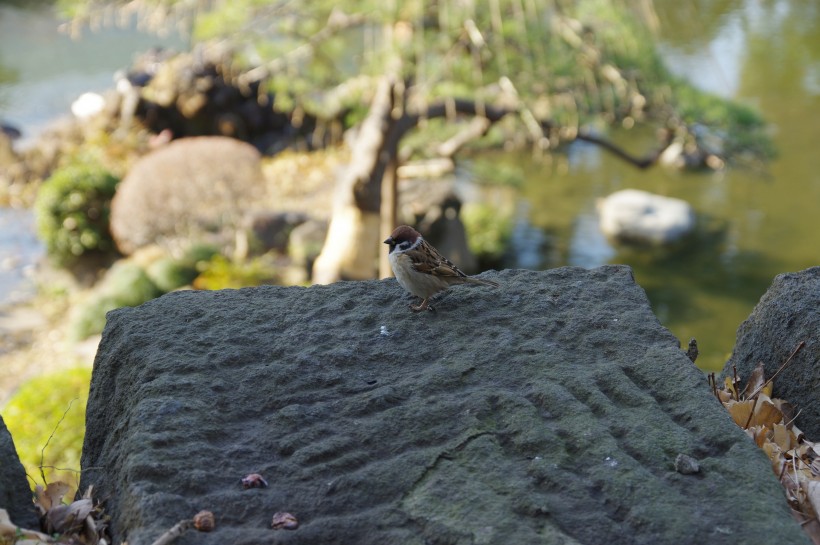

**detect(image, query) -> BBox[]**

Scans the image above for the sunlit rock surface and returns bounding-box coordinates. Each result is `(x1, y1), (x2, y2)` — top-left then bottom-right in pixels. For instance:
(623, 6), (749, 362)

(80, 267), (807, 545)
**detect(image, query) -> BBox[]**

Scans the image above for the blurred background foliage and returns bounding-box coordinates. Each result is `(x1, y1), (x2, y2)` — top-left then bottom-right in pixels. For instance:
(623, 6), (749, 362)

(2, 366), (91, 497)
(47, 0), (770, 163)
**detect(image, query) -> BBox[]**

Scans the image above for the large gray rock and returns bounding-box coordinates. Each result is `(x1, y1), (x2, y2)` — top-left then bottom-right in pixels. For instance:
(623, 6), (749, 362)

(721, 266), (819, 437)
(109, 136), (268, 255)
(0, 415), (38, 529)
(80, 267), (808, 545)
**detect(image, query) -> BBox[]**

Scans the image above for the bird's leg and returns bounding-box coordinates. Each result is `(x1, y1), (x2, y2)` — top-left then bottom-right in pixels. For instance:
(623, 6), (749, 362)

(410, 298), (435, 312)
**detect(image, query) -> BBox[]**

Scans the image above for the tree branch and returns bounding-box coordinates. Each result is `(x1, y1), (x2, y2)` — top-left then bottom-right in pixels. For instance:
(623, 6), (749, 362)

(575, 128), (675, 169)
(412, 98), (671, 169)
(238, 10), (368, 86)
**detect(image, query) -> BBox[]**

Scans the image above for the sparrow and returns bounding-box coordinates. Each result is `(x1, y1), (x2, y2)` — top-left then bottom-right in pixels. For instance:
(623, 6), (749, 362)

(384, 225), (499, 312)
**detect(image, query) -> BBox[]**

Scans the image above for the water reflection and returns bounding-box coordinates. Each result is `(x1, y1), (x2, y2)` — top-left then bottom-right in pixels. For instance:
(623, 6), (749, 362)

(0, 208), (42, 306)
(0, 3), (183, 145)
(474, 0), (820, 372)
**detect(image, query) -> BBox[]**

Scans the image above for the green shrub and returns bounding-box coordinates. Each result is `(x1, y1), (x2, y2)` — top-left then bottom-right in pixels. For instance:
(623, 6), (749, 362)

(461, 202), (514, 261)
(70, 261), (162, 340)
(145, 244), (220, 292)
(1, 367), (91, 495)
(35, 162), (119, 265)
(193, 254), (279, 290)
(146, 257), (198, 293)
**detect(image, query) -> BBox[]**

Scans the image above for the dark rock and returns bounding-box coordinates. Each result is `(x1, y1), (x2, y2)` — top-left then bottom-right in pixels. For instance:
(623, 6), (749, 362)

(721, 266), (819, 438)
(0, 415), (38, 529)
(399, 178), (477, 273)
(250, 211), (309, 253)
(128, 48), (314, 151)
(0, 122), (22, 140)
(286, 219), (328, 283)
(80, 267), (808, 545)
(109, 136), (268, 256)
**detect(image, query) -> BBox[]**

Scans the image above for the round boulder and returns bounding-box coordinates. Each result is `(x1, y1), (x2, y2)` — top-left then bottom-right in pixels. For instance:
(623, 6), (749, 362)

(597, 189), (695, 245)
(110, 136), (267, 255)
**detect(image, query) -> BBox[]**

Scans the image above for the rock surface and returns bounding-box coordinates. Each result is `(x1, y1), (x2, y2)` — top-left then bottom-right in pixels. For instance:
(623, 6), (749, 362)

(109, 136), (268, 256)
(80, 267), (808, 545)
(0, 415), (38, 529)
(721, 266), (819, 438)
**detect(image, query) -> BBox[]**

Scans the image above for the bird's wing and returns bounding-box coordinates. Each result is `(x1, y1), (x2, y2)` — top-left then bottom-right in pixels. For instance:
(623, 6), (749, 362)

(406, 240), (469, 279)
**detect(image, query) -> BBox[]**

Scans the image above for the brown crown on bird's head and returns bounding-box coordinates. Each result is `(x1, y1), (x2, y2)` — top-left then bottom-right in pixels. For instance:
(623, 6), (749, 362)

(384, 225), (421, 252)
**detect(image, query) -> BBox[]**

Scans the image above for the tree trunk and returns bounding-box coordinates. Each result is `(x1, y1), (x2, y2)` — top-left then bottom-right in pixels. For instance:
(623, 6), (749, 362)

(312, 76), (398, 284)
(379, 155), (398, 279)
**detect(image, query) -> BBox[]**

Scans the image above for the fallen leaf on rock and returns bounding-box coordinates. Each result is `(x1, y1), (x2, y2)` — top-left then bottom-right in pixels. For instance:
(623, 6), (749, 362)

(45, 498), (94, 535)
(31, 486), (108, 544)
(746, 425), (768, 448)
(271, 512), (299, 530)
(809, 482), (820, 525)
(772, 423), (794, 452)
(241, 473), (269, 489)
(773, 398), (796, 425)
(750, 397), (783, 429)
(34, 481), (71, 514)
(193, 510), (215, 532)
(716, 388), (732, 403)
(725, 399), (753, 428)
(743, 361), (767, 399)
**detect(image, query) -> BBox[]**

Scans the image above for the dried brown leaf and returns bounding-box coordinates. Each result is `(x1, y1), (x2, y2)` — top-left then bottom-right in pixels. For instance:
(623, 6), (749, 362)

(746, 425), (769, 448)
(762, 441), (784, 472)
(716, 388), (732, 403)
(808, 440), (820, 458)
(726, 399), (754, 427)
(34, 485), (48, 513)
(809, 481), (820, 527)
(46, 498), (94, 535)
(751, 398), (783, 429)
(271, 512), (299, 530)
(193, 510), (215, 532)
(773, 423), (795, 451)
(791, 508), (820, 545)
(744, 362), (767, 398)
(35, 481), (71, 513)
(773, 399), (796, 426)
(0, 508), (53, 543)
(803, 521), (820, 545)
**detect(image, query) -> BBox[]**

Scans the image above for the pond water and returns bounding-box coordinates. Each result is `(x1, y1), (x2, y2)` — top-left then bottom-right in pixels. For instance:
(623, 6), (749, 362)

(0, 3), (184, 145)
(0, 1), (817, 371)
(487, 0), (819, 370)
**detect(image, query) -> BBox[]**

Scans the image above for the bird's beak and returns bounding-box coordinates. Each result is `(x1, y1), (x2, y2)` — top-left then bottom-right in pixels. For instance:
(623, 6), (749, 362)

(383, 237), (394, 245)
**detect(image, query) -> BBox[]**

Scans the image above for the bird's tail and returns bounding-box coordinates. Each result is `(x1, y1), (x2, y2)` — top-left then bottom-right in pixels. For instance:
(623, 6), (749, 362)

(467, 276), (499, 287)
